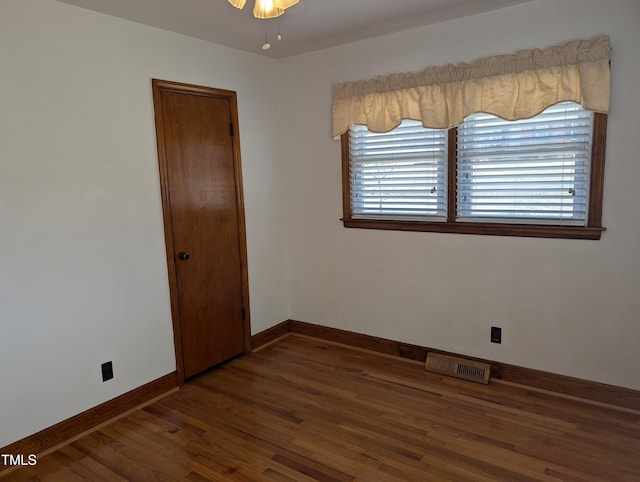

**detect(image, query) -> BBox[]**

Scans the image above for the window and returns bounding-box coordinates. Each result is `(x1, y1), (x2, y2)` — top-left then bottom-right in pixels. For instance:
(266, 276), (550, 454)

(349, 121), (447, 220)
(457, 103), (594, 225)
(342, 102), (607, 239)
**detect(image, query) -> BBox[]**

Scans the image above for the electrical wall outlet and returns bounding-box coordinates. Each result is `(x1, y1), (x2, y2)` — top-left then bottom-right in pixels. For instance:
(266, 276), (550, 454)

(490, 326), (502, 344)
(101, 361), (113, 382)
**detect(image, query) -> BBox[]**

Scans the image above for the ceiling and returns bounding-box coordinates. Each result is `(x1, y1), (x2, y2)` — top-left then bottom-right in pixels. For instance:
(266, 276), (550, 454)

(57, 0), (533, 58)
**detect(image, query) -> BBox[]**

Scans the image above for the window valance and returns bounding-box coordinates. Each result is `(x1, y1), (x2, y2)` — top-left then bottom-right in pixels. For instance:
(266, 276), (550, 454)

(332, 36), (611, 138)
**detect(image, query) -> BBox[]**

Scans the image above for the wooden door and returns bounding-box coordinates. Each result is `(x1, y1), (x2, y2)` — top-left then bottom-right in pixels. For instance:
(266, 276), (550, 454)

(152, 80), (250, 381)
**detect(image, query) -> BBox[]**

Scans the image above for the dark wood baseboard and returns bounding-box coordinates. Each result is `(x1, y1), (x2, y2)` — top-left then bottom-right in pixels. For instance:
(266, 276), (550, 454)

(290, 319), (430, 360)
(251, 320), (291, 350)
(0, 372), (178, 458)
(286, 319), (640, 411)
(497, 364), (640, 410)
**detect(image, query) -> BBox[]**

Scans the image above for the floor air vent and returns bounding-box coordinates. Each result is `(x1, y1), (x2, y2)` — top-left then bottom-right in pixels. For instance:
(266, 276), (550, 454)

(425, 353), (491, 384)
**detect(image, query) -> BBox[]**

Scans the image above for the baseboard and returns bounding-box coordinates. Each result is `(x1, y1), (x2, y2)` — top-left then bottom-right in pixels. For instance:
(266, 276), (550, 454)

(290, 319), (430, 359)
(251, 320), (291, 350)
(0, 371), (178, 459)
(284, 320), (640, 412)
(496, 365), (640, 410)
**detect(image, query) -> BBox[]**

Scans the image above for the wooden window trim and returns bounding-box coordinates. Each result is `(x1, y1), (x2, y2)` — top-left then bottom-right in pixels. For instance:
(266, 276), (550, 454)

(341, 113), (607, 240)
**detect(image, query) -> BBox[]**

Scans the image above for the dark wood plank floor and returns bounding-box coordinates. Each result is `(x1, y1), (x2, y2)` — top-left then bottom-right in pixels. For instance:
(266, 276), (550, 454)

(4, 334), (640, 481)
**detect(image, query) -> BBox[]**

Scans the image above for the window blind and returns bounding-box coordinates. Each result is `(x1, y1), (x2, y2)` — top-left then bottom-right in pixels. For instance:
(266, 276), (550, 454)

(349, 121), (447, 219)
(456, 102), (594, 225)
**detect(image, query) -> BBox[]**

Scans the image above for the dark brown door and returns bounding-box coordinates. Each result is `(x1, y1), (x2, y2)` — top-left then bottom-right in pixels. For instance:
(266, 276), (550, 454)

(152, 80), (250, 380)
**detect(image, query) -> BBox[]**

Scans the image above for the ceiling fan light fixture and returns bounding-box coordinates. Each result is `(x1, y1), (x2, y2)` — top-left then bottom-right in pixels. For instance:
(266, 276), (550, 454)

(228, 0), (300, 48)
(227, 0), (246, 9)
(253, 0), (284, 19)
(273, 0), (299, 9)
(228, 0), (298, 18)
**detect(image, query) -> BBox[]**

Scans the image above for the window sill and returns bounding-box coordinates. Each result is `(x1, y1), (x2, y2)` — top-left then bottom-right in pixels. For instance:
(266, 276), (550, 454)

(342, 218), (605, 240)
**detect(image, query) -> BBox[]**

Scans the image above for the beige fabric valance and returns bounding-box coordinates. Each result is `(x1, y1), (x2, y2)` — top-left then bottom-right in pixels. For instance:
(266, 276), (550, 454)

(332, 36), (610, 138)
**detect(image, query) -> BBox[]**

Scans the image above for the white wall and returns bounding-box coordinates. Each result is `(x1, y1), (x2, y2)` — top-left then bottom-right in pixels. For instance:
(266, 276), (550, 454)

(0, 0), (288, 447)
(280, 0), (640, 390)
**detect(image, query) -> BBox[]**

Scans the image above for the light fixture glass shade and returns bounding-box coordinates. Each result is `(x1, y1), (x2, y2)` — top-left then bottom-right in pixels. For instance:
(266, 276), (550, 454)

(273, 0), (299, 9)
(227, 0), (246, 9)
(230, 0), (298, 18)
(253, 0), (284, 19)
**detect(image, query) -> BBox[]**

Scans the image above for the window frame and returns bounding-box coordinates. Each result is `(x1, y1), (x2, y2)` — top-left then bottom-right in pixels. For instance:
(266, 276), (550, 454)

(341, 113), (608, 240)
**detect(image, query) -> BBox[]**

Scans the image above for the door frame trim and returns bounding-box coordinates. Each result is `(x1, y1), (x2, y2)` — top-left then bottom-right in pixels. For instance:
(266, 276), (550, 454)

(151, 79), (252, 385)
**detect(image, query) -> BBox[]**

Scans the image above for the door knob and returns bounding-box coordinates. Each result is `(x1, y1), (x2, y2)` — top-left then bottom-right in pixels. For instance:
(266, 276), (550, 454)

(178, 251), (190, 261)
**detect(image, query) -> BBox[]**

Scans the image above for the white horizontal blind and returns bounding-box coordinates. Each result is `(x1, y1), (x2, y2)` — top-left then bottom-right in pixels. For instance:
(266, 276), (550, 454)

(349, 121), (447, 220)
(456, 102), (594, 225)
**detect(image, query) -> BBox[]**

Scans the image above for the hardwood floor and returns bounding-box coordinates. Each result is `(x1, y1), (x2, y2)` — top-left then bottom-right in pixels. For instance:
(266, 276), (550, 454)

(3, 334), (640, 481)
